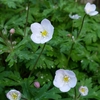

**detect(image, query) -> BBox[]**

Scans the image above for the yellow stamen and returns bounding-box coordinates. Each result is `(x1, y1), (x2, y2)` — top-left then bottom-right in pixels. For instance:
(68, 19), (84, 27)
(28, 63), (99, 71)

(41, 30), (48, 37)
(11, 93), (18, 100)
(63, 75), (70, 82)
(80, 88), (85, 93)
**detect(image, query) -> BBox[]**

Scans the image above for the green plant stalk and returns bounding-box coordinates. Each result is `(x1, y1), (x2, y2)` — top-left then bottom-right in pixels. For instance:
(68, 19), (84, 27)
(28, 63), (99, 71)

(67, 14), (86, 67)
(24, 0), (30, 37)
(77, 14), (86, 38)
(74, 87), (77, 100)
(76, 94), (81, 100)
(10, 34), (13, 49)
(29, 43), (46, 77)
(66, 42), (74, 67)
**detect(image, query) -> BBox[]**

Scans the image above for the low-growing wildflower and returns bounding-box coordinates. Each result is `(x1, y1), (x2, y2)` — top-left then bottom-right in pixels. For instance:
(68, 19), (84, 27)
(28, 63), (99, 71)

(30, 18), (54, 44)
(79, 86), (89, 96)
(84, 2), (98, 16)
(53, 69), (77, 92)
(6, 89), (21, 100)
(69, 14), (81, 19)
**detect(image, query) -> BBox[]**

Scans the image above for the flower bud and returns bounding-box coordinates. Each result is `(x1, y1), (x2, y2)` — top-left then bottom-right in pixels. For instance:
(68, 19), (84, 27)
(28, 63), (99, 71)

(26, 6), (28, 10)
(10, 28), (15, 34)
(34, 81), (40, 88)
(67, 34), (72, 37)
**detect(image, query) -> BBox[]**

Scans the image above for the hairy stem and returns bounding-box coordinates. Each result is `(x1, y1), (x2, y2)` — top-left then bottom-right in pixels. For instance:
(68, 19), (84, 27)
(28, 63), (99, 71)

(29, 43), (46, 77)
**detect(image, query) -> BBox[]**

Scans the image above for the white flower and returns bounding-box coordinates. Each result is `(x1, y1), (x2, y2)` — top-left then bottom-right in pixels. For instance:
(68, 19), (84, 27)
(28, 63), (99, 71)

(30, 19), (54, 44)
(6, 89), (21, 100)
(79, 86), (89, 96)
(69, 14), (81, 19)
(53, 69), (77, 92)
(84, 2), (98, 16)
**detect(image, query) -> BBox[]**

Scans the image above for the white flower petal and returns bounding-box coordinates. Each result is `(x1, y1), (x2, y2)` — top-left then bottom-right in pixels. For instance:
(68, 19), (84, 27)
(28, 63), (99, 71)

(31, 23), (43, 34)
(89, 11), (98, 16)
(69, 14), (81, 19)
(85, 2), (90, 10)
(31, 34), (41, 44)
(53, 69), (65, 88)
(41, 19), (54, 39)
(64, 70), (76, 78)
(68, 77), (77, 88)
(90, 4), (96, 11)
(60, 84), (71, 92)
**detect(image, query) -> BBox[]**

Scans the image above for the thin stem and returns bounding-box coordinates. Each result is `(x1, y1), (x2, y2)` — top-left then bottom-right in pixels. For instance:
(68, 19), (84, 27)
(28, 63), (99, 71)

(77, 14), (86, 38)
(67, 14), (86, 67)
(24, 0), (30, 37)
(76, 94), (81, 100)
(29, 43), (46, 77)
(74, 87), (77, 100)
(66, 42), (74, 67)
(0, 32), (13, 52)
(22, 97), (28, 100)
(10, 34), (13, 49)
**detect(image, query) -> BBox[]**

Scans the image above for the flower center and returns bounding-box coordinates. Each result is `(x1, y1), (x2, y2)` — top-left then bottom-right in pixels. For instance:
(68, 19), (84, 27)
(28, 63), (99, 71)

(63, 75), (70, 82)
(87, 9), (91, 13)
(11, 93), (18, 100)
(41, 30), (48, 37)
(80, 88), (85, 93)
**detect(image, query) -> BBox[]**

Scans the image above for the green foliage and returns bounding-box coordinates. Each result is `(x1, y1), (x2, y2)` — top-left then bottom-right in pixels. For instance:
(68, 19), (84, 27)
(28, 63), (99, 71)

(0, 0), (100, 100)
(0, 0), (24, 8)
(21, 80), (61, 100)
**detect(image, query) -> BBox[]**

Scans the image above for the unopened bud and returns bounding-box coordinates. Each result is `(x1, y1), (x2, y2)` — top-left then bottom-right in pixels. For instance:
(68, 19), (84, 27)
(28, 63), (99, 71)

(10, 28), (15, 34)
(26, 6), (28, 10)
(67, 34), (72, 37)
(34, 81), (40, 88)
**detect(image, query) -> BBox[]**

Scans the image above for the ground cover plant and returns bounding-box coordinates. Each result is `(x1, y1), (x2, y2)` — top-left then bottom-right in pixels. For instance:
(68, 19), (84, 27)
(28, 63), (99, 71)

(0, 0), (100, 100)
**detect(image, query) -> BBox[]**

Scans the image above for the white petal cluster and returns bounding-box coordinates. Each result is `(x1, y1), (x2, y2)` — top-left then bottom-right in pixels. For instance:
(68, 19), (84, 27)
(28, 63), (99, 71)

(69, 14), (81, 19)
(30, 19), (54, 44)
(84, 2), (98, 16)
(6, 89), (21, 100)
(53, 69), (77, 92)
(79, 86), (89, 96)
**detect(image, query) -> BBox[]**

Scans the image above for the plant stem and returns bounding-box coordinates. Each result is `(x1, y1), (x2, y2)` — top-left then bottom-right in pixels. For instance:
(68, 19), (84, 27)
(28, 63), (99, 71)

(29, 43), (46, 77)
(66, 42), (74, 67)
(76, 94), (81, 100)
(24, 0), (30, 37)
(74, 87), (77, 100)
(10, 34), (13, 49)
(77, 14), (86, 38)
(67, 14), (86, 67)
